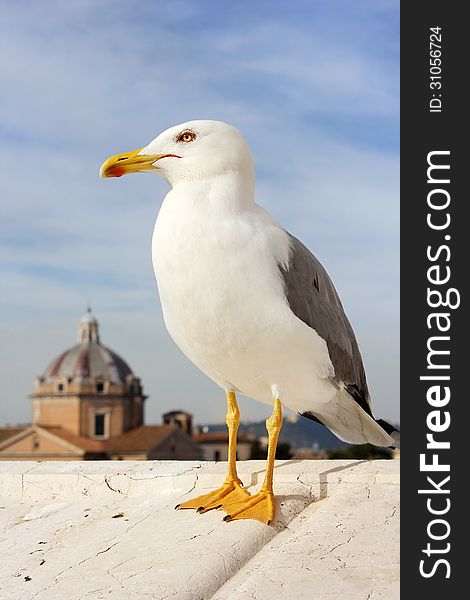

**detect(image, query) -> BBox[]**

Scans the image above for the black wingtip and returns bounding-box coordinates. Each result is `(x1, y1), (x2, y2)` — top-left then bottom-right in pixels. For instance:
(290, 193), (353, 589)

(174, 504), (180, 510)
(223, 515), (232, 522)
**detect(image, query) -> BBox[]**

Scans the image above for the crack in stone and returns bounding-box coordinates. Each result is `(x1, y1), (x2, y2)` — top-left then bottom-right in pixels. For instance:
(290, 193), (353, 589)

(20, 464), (41, 499)
(126, 512), (152, 533)
(386, 506), (397, 521)
(325, 535), (354, 557)
(106, 565), (126, 591)
(77, 540), (120, 567)
(104, 476), (124, 494)
(108, 556), (137, 572)
(122, 563), (155, 582)
(81, 474), (105, 486)
(98, 465), (204, 500)
(188, 527), (216, 541)
(159, 592), (182, 600)
(180, 472), (199, 497)
(31, 563), (74, 599)
(295, 473), (317, 502)
(96, 541), (120, 556)
(126, 463), (203, 480)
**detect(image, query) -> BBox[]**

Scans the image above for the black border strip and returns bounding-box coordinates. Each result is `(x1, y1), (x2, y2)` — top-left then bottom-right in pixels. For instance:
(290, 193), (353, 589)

(401, 2), (466, 594)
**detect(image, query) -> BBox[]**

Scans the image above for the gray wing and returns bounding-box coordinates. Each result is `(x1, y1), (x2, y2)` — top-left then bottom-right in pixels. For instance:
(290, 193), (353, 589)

(280, 233), (372, 416)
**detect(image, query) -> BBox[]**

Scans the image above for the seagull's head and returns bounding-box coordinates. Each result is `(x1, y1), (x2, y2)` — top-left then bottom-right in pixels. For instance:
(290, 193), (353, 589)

(100, 120), (254, 187)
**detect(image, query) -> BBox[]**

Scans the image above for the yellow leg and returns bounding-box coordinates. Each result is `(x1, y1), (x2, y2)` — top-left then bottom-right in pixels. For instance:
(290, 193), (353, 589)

(223, 398), (282, 525)
(175, 391), (250, 513)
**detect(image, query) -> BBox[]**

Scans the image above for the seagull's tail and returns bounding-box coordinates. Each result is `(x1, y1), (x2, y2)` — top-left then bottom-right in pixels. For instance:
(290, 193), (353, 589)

(302, 389), (400, 449)
(375, 418), (400, 449)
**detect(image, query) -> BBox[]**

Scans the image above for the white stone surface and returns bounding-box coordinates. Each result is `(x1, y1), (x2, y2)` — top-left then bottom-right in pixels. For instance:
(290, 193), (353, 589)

(0, 460), (399, 599)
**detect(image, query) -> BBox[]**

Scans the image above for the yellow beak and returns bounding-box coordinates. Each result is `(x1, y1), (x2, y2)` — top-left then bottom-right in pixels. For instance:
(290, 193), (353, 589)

(99, 148), (172, 178)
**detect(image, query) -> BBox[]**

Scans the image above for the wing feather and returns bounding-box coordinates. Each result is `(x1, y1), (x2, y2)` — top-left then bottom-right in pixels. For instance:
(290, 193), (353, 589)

(280, 233), (372, 415)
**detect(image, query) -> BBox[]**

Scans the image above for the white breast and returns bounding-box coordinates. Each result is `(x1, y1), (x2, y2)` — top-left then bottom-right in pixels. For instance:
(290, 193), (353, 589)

(155, 191), (278, 366)
(151, 184), (334, 408)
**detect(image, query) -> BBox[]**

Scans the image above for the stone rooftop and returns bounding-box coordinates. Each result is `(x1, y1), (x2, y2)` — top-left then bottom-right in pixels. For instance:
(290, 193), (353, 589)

(0, 459), (399, 599)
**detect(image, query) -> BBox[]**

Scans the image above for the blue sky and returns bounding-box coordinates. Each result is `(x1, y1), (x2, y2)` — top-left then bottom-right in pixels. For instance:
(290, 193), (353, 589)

(0, 0), (399, 426)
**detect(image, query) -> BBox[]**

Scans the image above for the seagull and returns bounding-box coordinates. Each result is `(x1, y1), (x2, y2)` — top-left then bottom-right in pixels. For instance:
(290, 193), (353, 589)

(100, 120), (399, 525)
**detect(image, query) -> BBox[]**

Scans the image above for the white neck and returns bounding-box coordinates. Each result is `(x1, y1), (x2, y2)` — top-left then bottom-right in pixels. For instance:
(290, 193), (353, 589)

(167, 170), (255, 215)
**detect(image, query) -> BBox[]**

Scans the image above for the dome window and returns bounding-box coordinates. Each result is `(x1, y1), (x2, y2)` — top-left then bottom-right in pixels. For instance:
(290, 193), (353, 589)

(96, 382), (104, 393)
(95, 414), (105, 436)
(93, 412), (109, 438)
(92, 409), (110, 439)
(57, 383), (64, 393)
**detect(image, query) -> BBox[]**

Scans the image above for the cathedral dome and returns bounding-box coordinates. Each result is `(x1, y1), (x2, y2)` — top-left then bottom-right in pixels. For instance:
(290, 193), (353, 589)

(41, 309), (133, 386)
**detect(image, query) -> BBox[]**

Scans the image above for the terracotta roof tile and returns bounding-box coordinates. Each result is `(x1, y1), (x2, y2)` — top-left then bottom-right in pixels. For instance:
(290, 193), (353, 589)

(40, 425), (176, 454)
(40, 426), (103, 452)
(193, 432), (253, 444)
(0, 428), (26, 444)
(102, 425), (175, 453)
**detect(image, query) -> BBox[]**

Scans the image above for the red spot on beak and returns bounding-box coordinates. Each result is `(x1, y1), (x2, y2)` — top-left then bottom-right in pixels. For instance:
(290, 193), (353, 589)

(107, 166), (126, 178)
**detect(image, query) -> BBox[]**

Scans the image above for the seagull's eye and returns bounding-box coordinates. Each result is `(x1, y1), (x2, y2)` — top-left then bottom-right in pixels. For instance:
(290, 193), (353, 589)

(177, 131), (196, 143)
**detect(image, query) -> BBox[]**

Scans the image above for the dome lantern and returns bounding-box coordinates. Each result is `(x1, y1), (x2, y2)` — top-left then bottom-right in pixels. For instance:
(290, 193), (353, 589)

(78, 307), (100, 343)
